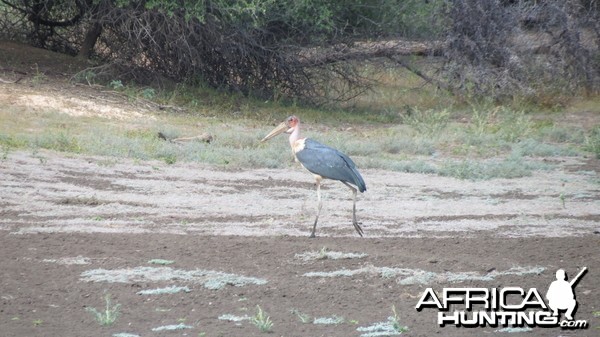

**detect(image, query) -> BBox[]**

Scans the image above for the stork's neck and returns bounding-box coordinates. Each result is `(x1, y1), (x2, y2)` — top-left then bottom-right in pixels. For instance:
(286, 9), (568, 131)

(288, 124), (302, 148)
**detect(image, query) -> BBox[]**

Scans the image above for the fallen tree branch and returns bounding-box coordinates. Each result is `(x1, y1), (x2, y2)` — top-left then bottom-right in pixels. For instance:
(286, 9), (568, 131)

(388, 56), (450, 92)
(296, 40), (444, 67)
(158, 132), (213, 144)
(0, 77), (23, 84)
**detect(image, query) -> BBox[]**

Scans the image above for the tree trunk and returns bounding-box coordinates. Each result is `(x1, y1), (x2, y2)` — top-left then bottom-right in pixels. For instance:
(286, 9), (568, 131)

(78, 21), (102, 59)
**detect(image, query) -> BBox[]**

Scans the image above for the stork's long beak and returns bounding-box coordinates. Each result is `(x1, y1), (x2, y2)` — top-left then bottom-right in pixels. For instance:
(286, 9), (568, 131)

(261, 122), (288, 142)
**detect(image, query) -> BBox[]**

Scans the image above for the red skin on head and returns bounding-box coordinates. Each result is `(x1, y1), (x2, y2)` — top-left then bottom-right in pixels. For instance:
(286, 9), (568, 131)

(286, 116), (299, 128)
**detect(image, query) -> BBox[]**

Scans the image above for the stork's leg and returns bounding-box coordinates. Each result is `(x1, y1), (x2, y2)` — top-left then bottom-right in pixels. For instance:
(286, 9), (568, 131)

(310, 178), (323, 238)
(342, 182), (363, 237)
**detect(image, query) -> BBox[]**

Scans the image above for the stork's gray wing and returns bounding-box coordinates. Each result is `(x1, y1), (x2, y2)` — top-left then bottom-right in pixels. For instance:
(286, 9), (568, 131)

(295, 138), (366, 192)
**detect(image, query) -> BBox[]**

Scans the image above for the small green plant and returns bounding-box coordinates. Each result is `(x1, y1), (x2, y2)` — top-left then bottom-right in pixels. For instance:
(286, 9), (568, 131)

(251, 305), (273, 333)
(390, 305), (409, 333)
(316, 247), (329, 260)
(32, 319), (43, 326)
(402, 108), (449, 137)
(313, 315), (345, 325)
(497, 110), (533, 142)
(559, 193), (566, 208)
(356, 305), (409, 336)
(161, 154), (177, 165)
(290, 309), (311, 323)
(31, 63), (48, 84)
(584, 125), (600, 159)
(468, 106), (495, 137)
(109, 80), (124, 90)
(73, 68), (97, 85)
(1, 144), (9, 160)
(31, 148), (47, 164)
(142, 88), (156, 100)
(86, 293), (121, 326)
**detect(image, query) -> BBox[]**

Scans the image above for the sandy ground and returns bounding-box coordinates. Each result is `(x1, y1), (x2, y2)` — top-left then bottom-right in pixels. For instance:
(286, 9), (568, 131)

(1, 150), (599, 238)
(1, 150), (599, 337)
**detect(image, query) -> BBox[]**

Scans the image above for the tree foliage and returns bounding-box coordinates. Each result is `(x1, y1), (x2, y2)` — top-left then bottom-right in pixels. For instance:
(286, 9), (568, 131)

(0, 0), (598, 104)
(438, 0), (600, 101)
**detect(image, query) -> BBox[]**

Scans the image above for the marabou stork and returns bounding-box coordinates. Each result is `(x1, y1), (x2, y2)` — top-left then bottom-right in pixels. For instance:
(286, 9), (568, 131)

(261, 115), (366, 237)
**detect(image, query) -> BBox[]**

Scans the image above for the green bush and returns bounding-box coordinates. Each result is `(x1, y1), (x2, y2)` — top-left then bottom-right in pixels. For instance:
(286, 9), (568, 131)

(584, 125), (600, 159)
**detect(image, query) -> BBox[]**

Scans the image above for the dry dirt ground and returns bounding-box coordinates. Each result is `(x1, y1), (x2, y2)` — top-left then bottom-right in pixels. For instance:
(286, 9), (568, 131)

(1, 41), (600, 337)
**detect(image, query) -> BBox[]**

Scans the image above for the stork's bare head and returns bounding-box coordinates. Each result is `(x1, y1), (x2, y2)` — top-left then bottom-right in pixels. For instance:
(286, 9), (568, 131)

(261, 115), (299, 142)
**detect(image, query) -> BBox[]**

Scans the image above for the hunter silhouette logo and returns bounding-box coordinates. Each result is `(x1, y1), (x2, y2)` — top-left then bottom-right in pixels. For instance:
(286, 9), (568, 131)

(415, 267), (589, 329)
(546, 267), (587, 321)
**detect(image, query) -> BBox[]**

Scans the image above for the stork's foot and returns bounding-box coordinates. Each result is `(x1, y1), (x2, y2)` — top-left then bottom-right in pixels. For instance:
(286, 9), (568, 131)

(353, 221), (364, 237)
(310, 215), (319, 238)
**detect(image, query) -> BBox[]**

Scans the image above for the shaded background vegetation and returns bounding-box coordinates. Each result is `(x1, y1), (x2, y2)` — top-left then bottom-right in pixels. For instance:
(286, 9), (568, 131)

(0, 0), (599, 105)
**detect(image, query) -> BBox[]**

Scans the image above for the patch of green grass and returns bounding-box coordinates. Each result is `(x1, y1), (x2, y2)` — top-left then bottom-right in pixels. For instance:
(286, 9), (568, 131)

(496, 110), (534, 142)
(384, 159), (438, 174)
(465, 106), (534, 142)
(218, 313), (251, 322)
(439, 154), (550, 180)
(584, 125), (600, 159)
(295, 247), (368, 261)
(537, 125), (585, 144)
(0, 79), (594, 179)
(251, 305), (273, 333)
(381, 137), (436, 156)
(0, 134), (27, 148)
(512, 139), (579, 157)
(80, 266), (267, 290)
(313, 315), (345, 325)
(151, 323), (193, 332)
(86, 293), (121, 326)
(137, 285), (191, 295)
(148, 259), (175, 265)
(402, 107), (450, 137)
(1, 145), (10, 160)
(33, 132), (82, 153)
